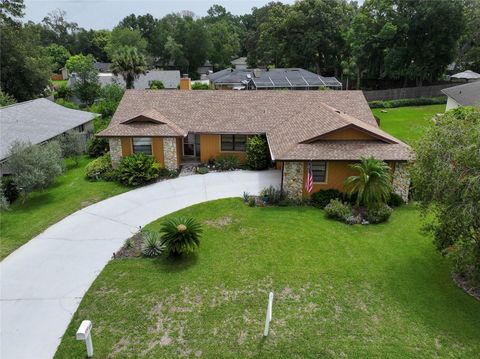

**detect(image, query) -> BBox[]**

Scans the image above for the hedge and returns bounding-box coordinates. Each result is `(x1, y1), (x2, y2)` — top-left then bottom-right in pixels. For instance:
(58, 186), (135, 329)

(368, 96), (447, 109)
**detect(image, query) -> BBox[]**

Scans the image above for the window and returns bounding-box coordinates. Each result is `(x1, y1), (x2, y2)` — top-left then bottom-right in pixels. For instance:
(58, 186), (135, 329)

(132, 137), (152, 155)
(221, 134), (247, 151)
(77, 124), (85, 132)
(312, 161), (327, 183)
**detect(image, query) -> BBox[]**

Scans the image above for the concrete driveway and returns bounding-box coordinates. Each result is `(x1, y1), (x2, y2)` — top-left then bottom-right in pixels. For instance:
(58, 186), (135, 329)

(0, 170), (281, 359)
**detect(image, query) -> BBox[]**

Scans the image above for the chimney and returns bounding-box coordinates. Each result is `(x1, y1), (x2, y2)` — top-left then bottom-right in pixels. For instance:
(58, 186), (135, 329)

(180, 74), (191, 90)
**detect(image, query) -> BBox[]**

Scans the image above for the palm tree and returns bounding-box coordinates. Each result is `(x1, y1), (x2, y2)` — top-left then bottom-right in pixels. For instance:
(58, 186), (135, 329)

(344, 157), (392, 208)
(111, 46), (147, 89)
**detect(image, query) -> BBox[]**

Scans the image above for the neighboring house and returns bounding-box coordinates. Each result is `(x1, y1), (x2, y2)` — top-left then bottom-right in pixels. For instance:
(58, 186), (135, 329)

(98, 77), (412, 201)
(0, 99), (96, 175)
(68, 70), (181, 90)
(441, 81), (480, 111)
(94, 62), (112, 72)
(231, 57), (248, 70)
(196, 60), (213, 76)
(208, 68), (342, 90)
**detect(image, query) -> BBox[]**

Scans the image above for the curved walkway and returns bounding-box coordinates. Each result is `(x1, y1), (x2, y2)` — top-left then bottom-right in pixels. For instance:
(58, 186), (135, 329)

(0, 170), (281, 359)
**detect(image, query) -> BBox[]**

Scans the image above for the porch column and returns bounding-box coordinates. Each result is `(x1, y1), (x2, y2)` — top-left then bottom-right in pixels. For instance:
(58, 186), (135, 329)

(108, 137), (122, 168)
(282, 161), (304, 201)
(163, 137), (178, 170)
(392, 162), (410, 202)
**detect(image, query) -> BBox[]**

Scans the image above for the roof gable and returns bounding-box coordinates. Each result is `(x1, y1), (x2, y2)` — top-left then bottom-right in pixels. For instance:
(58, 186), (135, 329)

(302, 124), (395, 144)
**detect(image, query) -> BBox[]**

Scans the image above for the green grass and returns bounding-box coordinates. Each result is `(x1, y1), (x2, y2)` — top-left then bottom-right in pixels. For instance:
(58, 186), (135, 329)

(373, 104), (445, 144)
(51, 79), (67, 87)
(55, 199), (480, 358)
(0, 157), (128, 259)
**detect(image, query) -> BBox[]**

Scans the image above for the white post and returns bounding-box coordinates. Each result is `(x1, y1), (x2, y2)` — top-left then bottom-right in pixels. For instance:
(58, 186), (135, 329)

(263, 292), (274, 337)
(76, 320), (93, 357)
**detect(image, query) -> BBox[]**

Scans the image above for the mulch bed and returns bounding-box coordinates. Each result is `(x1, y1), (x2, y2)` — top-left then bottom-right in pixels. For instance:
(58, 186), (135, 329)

(114, 232), (143, 259)
(452, 273), (480, 301)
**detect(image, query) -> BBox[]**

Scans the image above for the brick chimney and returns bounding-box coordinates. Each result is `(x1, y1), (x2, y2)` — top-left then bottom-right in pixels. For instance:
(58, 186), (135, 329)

(179, 74), (191, 90)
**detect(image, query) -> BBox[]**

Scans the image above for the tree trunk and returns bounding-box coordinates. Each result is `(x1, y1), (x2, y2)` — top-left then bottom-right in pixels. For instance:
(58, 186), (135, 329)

(356, 69), (361, 90)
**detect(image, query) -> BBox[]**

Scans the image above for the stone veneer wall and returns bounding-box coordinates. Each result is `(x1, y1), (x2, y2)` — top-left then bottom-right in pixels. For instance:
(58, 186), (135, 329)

(392, 162), (410, 202)
(163, 137), (178, 170)
(282, 161), (304, 201)
(109, 138), (122, 168)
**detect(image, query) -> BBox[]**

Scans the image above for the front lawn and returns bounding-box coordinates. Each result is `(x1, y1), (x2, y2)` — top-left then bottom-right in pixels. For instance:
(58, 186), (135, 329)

(0, 156), (128, 259)
(373, 104), (445, 144)
(55, 199), (480, 358)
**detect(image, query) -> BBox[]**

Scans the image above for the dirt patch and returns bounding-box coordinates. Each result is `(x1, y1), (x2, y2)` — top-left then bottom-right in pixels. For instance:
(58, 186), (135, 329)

(452, 273), (480, 301)
(114, 232), (143, 259)
(204, 216), (233, 228)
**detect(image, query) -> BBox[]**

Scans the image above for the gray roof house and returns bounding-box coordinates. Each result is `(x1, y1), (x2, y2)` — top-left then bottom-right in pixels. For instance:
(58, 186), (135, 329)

(208, 68), (342, 90)
(441, 81), (480, 111)
(0, 99), (96, 173)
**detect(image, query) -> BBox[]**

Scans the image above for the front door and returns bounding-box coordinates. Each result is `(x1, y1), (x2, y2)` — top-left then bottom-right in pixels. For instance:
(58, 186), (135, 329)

(183, 134), (201, 158)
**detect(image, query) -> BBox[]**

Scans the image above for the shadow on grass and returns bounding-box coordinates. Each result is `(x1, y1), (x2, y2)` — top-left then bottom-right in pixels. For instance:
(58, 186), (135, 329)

(155, 253), (199, 273)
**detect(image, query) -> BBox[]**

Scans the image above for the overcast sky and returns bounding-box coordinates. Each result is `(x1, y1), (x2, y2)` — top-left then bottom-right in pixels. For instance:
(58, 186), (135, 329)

(23, 0), (299, 29)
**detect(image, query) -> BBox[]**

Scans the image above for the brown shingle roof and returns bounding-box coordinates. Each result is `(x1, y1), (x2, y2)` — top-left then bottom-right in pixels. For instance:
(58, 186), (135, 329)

(98, 90), (411, 161)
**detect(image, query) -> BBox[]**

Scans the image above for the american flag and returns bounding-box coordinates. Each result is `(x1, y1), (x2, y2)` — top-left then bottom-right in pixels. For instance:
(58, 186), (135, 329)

(306, 160), (314, 193)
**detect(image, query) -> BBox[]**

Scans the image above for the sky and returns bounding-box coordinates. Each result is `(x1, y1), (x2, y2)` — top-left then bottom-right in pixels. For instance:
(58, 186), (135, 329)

(23, 0), (297, 30)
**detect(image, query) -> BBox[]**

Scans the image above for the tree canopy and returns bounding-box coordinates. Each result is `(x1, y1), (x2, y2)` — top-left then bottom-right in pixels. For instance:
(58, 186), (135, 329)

(412, 107), (480, 287)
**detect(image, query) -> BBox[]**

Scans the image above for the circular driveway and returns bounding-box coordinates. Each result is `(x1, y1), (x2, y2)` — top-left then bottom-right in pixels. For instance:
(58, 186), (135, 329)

(0, 170), (281, 359)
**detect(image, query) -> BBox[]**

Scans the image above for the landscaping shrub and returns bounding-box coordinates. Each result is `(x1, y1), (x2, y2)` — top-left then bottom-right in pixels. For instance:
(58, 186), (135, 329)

(0, 181), (9, 211)
(87, 136), (109, 158)
(368, 96), (446, 109)
(55, 98), (80, 109)
(55, 84), (73, 99)
(8, 141), (64, 199)
(388, 192), (405, 207)
(215, 155), (240, 171)
(311, 189), (342, 208)
(191, 82), (210, 90)
(160, 217), (202, 256)
(248, 196), (256, 207)
(365, 204), (393, 224)
(196, 166), (209, 175)
(141, 231), (165, 257)
(85, 154), (115, 181)
(149, 80), (165, 90)
(324, 199), (352, 222)
(451, 240), (480, 287)
(58, 132), (84, 164)
(246, 135), (270, 170)
(1, 176), (19, 204)
(116, 153), (161, 186)
(260, 186), (283, 204)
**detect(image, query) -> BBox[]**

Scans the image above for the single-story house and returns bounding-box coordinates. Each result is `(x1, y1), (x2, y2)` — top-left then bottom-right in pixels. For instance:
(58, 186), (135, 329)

(208, 68), (342, 90)
(68, 70), (181, 90)
(441, 80), (480, 111)
(98, 78), (412, 201)
(0, 98), (96, 175)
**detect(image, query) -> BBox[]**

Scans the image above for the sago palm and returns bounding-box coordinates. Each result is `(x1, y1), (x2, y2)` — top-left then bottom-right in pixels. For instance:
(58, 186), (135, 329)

(111, 46), (147, 89)
(160, 217), (202, 256)
(344, 156), (392, 208)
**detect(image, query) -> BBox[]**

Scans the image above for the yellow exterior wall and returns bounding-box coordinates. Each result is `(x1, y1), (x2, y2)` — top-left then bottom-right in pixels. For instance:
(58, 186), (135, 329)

(152, 138), (164, 166)
(176, 137), (183, 166)
(320, 127), (377, 140)
(302, 160), (397, 197)
(120, 137), (165, 167)
(199, 134), (247, 164)
(121, 138), (132, 156)
(302, 161), (358, 197)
